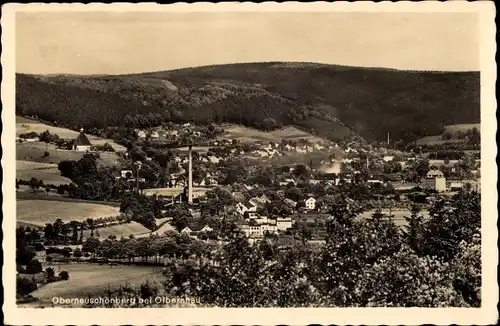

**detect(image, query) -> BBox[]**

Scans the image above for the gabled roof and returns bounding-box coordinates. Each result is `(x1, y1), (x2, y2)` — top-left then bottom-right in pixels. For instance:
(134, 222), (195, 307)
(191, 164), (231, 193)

(74, 130), (92, 146)
(426, 170), (445, 178)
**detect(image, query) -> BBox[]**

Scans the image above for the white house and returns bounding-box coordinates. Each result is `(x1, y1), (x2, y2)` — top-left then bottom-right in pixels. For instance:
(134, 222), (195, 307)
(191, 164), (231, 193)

(383, 155), (394, 162)
(136, 130), (147, 139)
(314, 143), (324, 151)
(276, 218), (293, 231)
(422, 170), (447, 192)
(305, 197), (316, 211)
(209, 156), (222, 164)
(236, 202), (258, 215)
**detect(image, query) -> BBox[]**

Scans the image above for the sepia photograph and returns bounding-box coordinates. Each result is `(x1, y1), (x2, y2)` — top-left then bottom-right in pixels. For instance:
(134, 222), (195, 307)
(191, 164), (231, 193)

(2, 2), (497, 325)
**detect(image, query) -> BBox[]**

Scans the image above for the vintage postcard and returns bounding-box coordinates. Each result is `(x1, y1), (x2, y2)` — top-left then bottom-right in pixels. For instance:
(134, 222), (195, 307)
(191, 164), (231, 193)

(2, 1), (498, 325)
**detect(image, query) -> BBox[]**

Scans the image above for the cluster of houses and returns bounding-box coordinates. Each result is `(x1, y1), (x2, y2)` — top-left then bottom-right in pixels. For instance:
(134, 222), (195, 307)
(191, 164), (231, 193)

(421, 169), (480, 193)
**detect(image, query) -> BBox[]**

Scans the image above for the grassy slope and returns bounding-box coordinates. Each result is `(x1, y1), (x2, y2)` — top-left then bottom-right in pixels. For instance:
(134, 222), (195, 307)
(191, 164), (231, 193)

(16, 199), (120, 226)
(416, 123), (481, 145)
(16, 160), (72, 185)
(26, 263), (166, 304)
(16, 116), (127, 152)
(16, 62), (480, 143)
(16, 142), (122, 167)
(219, 124), (326, 143)
(82, 222), (150, 240)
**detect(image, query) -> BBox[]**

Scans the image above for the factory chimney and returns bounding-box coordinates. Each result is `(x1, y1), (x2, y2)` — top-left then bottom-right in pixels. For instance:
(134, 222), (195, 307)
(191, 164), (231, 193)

(188, 144), (193, 205)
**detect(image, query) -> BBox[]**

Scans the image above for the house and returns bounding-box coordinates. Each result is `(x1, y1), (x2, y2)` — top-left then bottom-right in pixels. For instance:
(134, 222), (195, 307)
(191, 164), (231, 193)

(181, 224), (213, 237)
(314, 143), (324, 151)
(276, 217), (293, 231)
(260, 224), (278, 234)
(422, 170), (447, 192)
(18, 131), (40, 142)
(383, 155), (394, 162)
(253, 150), (269, 157)
(447, 178), (464, 191)
(236, 202), (257, 215)
(254, 215), (269, 225)
(136, 130), (147, 139)
(305, 197), (316, 211)
(73, 128), (92, 151)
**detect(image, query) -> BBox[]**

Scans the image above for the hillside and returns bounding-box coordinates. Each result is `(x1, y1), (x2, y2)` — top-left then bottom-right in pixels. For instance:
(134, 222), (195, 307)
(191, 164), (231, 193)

(16, 62), (480, 142)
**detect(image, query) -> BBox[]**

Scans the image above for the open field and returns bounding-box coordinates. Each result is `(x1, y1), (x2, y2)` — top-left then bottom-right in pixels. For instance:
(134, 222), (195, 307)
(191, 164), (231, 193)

(16, 116), (126, 152)
(267, 150), (343, 169)
(175, 146), (211, 153)
(218, 124), (327, 144)
(142, 187), (209, 197)
(16, 142), (122, 167)
(17, 199), (120, 226)
(82, 222), (150, 240)
(358, 209), (430, 228)
(444, 123), (480, 133)
(16, 191), (121, 206)
(416, 123), (481, 145)
(150, 221), (175, 237)
(24, 263), (166, 305)
(16, 160), (72, 185)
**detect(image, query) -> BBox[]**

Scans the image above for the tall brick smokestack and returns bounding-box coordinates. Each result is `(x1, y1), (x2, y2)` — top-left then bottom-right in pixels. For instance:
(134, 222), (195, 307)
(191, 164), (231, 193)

(188, 144), (193, 204)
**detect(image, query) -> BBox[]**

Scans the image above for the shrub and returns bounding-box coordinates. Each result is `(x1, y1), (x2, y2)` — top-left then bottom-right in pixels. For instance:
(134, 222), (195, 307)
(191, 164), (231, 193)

(25, 259), (43, 274)
(45, 267), (57, 283)
(16, 277), (38, 296)
(59, 271), (70, 281)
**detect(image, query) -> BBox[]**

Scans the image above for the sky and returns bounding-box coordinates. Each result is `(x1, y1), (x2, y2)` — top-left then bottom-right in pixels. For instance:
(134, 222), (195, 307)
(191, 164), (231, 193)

(15, 11), (480, 75)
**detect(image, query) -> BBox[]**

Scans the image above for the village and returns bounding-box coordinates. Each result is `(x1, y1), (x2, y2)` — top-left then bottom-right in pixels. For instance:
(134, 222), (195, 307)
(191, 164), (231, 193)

(16, 120), (481, 248)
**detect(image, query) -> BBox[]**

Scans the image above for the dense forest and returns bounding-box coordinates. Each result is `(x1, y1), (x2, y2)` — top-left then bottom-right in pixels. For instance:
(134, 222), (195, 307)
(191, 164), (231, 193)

(16, 62), (480, 143)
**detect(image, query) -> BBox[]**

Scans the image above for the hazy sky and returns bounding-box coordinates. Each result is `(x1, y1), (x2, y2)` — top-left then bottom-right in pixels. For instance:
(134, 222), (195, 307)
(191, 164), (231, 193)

(16, 11), (479, 74)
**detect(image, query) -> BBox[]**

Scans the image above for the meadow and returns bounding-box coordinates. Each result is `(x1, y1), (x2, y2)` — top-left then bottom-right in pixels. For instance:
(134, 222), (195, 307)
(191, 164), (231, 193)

(416, 123), (481, 145)
(141, 187), (209, 198)
(218, 124), (326, 144)
(82, 222), (150, 240)
(16, 142), (122, 167)
(16, 199), (120, 226)
(16, 160), (71, 185)
(23, 263), (166, 306)
(16, 116), (126, 152)
(357, 209), (430, 228)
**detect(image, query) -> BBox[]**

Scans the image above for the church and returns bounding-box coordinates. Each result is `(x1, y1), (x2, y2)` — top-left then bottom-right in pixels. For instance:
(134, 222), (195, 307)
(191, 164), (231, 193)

(72, 128), (92, 151)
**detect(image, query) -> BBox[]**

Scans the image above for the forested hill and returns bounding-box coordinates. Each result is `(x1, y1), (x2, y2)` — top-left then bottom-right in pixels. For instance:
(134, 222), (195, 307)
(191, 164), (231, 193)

(16, 62), (480, 143)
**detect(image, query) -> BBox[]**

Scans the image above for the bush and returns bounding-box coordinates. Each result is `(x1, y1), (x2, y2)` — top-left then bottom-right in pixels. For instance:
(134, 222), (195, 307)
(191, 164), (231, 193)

(25, 259), (43, 274)
(59, 271), (70, 281)
(17, 277), (38, 296)
(46, 267), (57, 283)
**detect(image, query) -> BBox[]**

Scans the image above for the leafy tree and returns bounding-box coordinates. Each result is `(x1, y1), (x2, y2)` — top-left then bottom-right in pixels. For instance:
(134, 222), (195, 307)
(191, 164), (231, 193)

(354, 246), (466, 307)
(25, 259), (43, 274)
(46, 267), (57, 283)
(59, 271), (70, 281)
(82, 237), (101, 258)
(17, 277), (38, 296)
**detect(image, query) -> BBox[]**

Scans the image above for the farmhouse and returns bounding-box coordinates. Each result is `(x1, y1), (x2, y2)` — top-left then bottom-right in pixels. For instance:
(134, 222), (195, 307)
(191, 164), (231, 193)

(305, 197), (316, 211)
(422, 170), (447, 192)
(73, 128), (92, 151)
